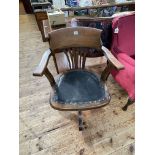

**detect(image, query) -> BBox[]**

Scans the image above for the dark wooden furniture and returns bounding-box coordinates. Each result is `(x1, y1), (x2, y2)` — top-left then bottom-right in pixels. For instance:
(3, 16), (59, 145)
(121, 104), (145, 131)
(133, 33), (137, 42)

(35, 11), (66, 42)
(41, 19), (52, 42)
(21, 0), (33, 14)
(33, 27), (124, 130)
(41, 18), (112, 73)
(34, 10), (48, 31)
(34, 10), (51, 42)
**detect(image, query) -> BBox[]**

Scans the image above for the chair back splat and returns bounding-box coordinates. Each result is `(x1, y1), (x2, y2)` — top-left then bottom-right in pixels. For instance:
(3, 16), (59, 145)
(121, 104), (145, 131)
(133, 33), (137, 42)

(49, 27), (102, 70)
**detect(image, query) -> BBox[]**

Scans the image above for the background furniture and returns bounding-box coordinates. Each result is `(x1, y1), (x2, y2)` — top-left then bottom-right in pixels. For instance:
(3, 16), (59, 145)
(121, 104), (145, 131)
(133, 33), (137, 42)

(111, 13), (135, 110)
(76, 16), (114, 49)
(31, 1), (52, 10)
(21, 0), (33, 14)
(61, 1), (135, 16)
(35, 10), (66, 42)
(33, 1), (135, 43)
(34, 10), (48, 31)
(31, 0), (53, 35)
(47, 10), (66, 27)
(33, 27), (124, 130)
(31, 0), (53, 11)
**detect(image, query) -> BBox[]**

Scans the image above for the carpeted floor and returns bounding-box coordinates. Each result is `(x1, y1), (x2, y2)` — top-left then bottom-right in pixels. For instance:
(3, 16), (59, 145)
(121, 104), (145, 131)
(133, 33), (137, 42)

(19, 14), (135, 155)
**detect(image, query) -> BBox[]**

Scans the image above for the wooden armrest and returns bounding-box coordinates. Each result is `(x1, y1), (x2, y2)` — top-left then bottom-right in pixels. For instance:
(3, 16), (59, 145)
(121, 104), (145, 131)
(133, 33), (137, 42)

(101, 46), (124, 70)
(33, 49), (52, 76)
(42, 19), (52, 40)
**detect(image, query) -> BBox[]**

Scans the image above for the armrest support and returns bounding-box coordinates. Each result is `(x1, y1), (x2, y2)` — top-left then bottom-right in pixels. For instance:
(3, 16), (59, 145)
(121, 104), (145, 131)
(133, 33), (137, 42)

(101, 46), (124, 70)
(33, 49), (52, 76)
(42, 19), (52, 40)
(33, 49), (56, 87)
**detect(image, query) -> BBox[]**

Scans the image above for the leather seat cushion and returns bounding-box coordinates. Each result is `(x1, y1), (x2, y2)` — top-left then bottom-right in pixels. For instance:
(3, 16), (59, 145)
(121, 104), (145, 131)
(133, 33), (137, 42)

(53, 70), (106, 104)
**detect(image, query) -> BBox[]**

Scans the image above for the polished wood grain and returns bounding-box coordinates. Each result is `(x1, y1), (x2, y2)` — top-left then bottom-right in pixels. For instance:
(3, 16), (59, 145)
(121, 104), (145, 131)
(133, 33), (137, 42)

(50, 98), (110, 111)
(39, 20), (107, 73)
(102, 46), (124, 70)
(33, 27), (124, 111)
(33, 49), (52, 76)
(100, 46), (124, 82)
(41, 17), (112, 42)
(49, 27), (102, 51)
(34, 11), (48, 31)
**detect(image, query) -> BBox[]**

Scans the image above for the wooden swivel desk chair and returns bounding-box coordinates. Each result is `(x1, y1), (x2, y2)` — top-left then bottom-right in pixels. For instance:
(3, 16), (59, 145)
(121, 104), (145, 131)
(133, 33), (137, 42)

(33, 27), (124, 130)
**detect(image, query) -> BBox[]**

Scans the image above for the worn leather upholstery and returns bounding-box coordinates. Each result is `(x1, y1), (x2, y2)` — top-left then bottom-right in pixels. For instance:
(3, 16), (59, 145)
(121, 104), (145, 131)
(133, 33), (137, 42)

(53, 70), (108, 104)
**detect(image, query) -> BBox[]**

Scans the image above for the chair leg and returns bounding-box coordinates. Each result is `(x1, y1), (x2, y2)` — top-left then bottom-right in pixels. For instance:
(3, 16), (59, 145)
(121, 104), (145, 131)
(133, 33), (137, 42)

(78, 111), (88, 131)
(122, 98), (134, 111)
(78, 111), (83, 131)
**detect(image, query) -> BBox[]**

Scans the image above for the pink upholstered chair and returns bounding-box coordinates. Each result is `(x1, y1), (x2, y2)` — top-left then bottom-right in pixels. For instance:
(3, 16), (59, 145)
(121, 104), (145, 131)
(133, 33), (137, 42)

(111, 13), (135, 110)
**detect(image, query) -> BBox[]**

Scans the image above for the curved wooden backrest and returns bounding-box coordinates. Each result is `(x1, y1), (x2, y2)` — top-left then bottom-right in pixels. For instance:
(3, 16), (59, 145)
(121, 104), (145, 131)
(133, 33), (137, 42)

(49, 27), (102, 51)
(48, 27), (103, 72)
